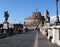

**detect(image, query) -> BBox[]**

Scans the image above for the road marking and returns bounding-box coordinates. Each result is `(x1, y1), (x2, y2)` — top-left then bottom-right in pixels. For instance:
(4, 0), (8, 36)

(34, 31), (38, 47)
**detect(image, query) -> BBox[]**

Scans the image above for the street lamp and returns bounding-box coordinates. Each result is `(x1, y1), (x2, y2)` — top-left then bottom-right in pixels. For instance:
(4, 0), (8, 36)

(56, 0), (59, 22)
(55, 0), (60, 25)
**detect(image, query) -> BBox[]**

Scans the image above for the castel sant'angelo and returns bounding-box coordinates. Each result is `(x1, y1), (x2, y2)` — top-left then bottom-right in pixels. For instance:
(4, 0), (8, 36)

(24, 9), (50, 29)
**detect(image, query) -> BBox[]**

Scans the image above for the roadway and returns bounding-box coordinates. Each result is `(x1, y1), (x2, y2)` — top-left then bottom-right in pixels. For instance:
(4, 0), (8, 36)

(0, 31), (60, 47)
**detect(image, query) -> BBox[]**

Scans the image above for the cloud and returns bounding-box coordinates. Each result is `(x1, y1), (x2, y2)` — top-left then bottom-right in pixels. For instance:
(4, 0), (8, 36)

(50, 15), (60, 23)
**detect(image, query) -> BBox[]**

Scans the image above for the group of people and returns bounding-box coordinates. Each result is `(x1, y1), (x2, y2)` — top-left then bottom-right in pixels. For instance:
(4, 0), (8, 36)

(23, 27), (28, 32)
(0, 27), (23, 35)
(23, 26), (40, 33)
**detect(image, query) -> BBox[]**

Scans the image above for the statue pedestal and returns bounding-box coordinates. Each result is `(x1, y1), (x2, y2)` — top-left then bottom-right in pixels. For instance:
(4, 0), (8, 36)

(3, 22), (9, 34)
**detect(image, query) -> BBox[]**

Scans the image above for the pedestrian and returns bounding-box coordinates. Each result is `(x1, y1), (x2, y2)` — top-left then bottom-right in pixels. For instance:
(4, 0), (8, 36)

(35, 27), (38, 32)
(38, 28), (40, 33)
(45, 30), (48, 36)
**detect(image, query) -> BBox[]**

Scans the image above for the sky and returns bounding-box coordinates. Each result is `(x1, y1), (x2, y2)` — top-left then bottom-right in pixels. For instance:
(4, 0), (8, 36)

(0, 0), (60, 24)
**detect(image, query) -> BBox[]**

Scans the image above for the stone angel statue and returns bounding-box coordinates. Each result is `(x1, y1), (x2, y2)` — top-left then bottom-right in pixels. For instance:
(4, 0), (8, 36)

(4, 11), (9, 22)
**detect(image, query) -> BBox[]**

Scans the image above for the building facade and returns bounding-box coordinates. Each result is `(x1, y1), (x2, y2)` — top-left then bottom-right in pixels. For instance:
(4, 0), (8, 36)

(24, 11), (45, 29)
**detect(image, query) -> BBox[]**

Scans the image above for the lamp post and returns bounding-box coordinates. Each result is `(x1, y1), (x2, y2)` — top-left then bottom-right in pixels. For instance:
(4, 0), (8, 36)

(56, 0), (59, 22)
(55, 0), (60, 25)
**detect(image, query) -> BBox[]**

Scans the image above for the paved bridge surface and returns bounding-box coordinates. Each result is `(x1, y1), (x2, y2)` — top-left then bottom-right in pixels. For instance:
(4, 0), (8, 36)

(0, 31), (60, 47)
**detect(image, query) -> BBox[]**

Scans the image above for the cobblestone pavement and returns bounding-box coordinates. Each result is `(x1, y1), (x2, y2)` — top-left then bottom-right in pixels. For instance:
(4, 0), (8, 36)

(0, 31), (36, 47)
(0, 31), (60, 47)
(38, 32), (60, 47)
